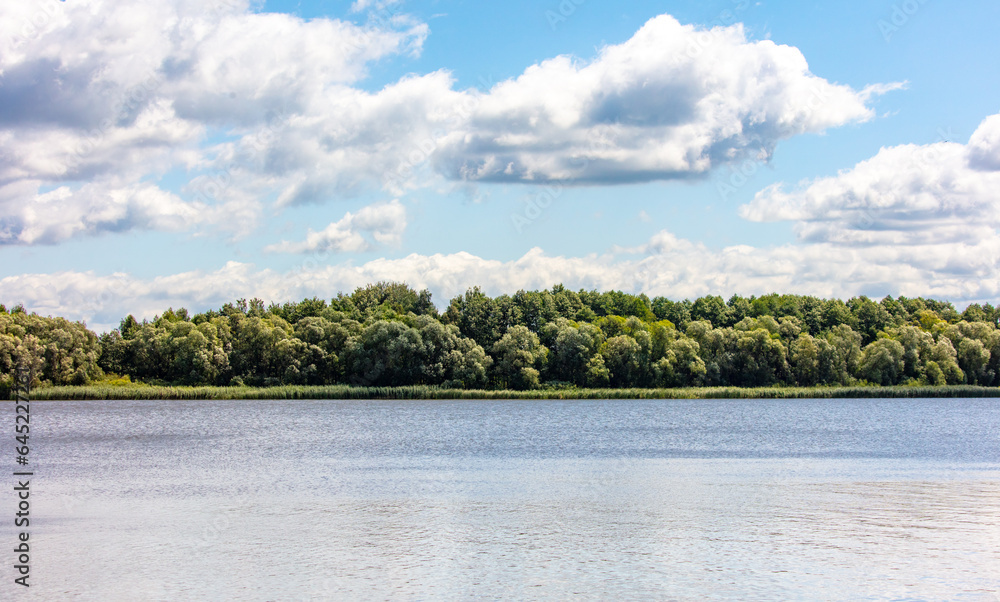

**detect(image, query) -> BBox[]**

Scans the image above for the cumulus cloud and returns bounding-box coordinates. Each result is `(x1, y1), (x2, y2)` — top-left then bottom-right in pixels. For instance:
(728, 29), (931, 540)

(6, 229), (998, 333)
(740, 111), (1000, 247)
(434, 15), (881, 184)
(0, 4), (888, 244)
(0, 181), (206, 245)
(238, 71), (466, 207)
(205, 13), (891, 204)
(968, 113), (1000, 171)
(612, 230), (702, 255)
(0, 0), (427, 243)
(265, 199), (407, 254)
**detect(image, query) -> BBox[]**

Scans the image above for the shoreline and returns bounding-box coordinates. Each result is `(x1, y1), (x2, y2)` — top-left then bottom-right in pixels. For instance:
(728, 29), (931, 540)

(21, 384), (1000, 401)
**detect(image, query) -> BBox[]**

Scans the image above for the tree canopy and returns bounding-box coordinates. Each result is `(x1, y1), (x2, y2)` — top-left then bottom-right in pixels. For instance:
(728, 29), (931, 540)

(2, 286), (999, 391)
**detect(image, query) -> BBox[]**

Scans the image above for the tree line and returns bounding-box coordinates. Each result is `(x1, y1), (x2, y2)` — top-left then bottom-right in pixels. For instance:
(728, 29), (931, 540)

(2, 284), (999, 392)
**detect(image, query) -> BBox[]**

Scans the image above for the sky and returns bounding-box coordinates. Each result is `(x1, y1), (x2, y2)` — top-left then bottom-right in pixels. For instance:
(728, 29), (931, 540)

(1, 0), (999, 332)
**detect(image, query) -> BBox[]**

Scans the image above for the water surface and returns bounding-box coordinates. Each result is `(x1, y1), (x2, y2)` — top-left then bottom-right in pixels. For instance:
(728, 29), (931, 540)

(10, 398), (1000, 600)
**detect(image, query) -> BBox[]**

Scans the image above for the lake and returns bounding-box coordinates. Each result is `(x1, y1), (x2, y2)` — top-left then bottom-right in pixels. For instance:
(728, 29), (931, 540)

(11, 398), (1000, 600)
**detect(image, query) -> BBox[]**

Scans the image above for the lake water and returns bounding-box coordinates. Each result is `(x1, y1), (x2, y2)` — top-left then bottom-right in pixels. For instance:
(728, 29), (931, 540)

(9, 398), (1000, 600)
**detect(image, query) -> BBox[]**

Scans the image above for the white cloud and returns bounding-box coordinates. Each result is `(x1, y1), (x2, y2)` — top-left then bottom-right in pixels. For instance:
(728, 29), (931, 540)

(6, 229), (997, 333)
(858, 81), (910, 102)
(740, 111), (1000, 247)
(243, 71), (466, 207)
(0, 5), (888, 245)
(265, 199), (407, 254)
(434, 15), (882, 184)
(0, 0), (426, 244)
(968, 113), (1000, 171)
(0, 180), (209, 245)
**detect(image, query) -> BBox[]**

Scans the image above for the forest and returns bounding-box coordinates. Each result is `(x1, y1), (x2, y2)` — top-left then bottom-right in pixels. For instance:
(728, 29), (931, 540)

(2, 282), (1000, 393)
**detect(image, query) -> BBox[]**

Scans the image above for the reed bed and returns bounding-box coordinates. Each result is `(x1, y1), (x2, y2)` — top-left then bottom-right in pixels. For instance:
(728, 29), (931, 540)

(27, 384), (1000, 401)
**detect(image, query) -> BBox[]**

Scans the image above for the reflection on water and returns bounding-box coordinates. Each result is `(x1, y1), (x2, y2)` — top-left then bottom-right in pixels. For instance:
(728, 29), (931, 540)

(13, 398), (1000, 600)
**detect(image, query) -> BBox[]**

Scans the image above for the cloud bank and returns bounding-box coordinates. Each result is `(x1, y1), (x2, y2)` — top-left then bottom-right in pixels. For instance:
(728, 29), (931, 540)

(6, 226), (997, 334)
(0, 2), (883, 244)
(741, 112), (1000, 248)
(11, 111), (1000, 331)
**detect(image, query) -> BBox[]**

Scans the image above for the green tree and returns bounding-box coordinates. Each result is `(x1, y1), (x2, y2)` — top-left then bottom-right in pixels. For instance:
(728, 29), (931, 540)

(600, 335), (644, 388)
(848, 296), (894, 344)
(727, 295), (752, 325)
(928, 338), (964, 384)
(412, 316), (490, 387)
(491, 325), (547, 390)
(652, 298), (692, 329)
(344, 320), (426, 386)
(347, 281), (436, 318)
(513, 289), (556, 332)
(443, 287), (520, 350)
(939, 321), (999, 385)
(442, 337), (492, 388)
(789, 334), (822, 386)
(652, 336), (706, 387)
(542, 319), (604, 385)
(717, 327), (788, 387)
(163, 320), (231, 385)
(228, 315), (294, 385)
(887, 325), (935, 381)
(691, 295), (729, 328)
(858, 338), (905, 385)
(584, 355), (610, 387)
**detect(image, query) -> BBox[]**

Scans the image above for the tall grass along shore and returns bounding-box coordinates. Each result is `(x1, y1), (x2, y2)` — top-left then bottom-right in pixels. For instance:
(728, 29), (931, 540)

(28, 384), (1000, 401)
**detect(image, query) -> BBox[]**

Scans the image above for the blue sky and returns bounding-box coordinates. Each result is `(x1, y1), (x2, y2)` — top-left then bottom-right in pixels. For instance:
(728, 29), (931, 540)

(1, 0), (999, 331)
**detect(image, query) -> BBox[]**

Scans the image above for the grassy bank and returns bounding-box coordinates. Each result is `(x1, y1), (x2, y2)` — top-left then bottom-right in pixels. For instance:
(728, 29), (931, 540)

(25, 384), (1000, 401)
